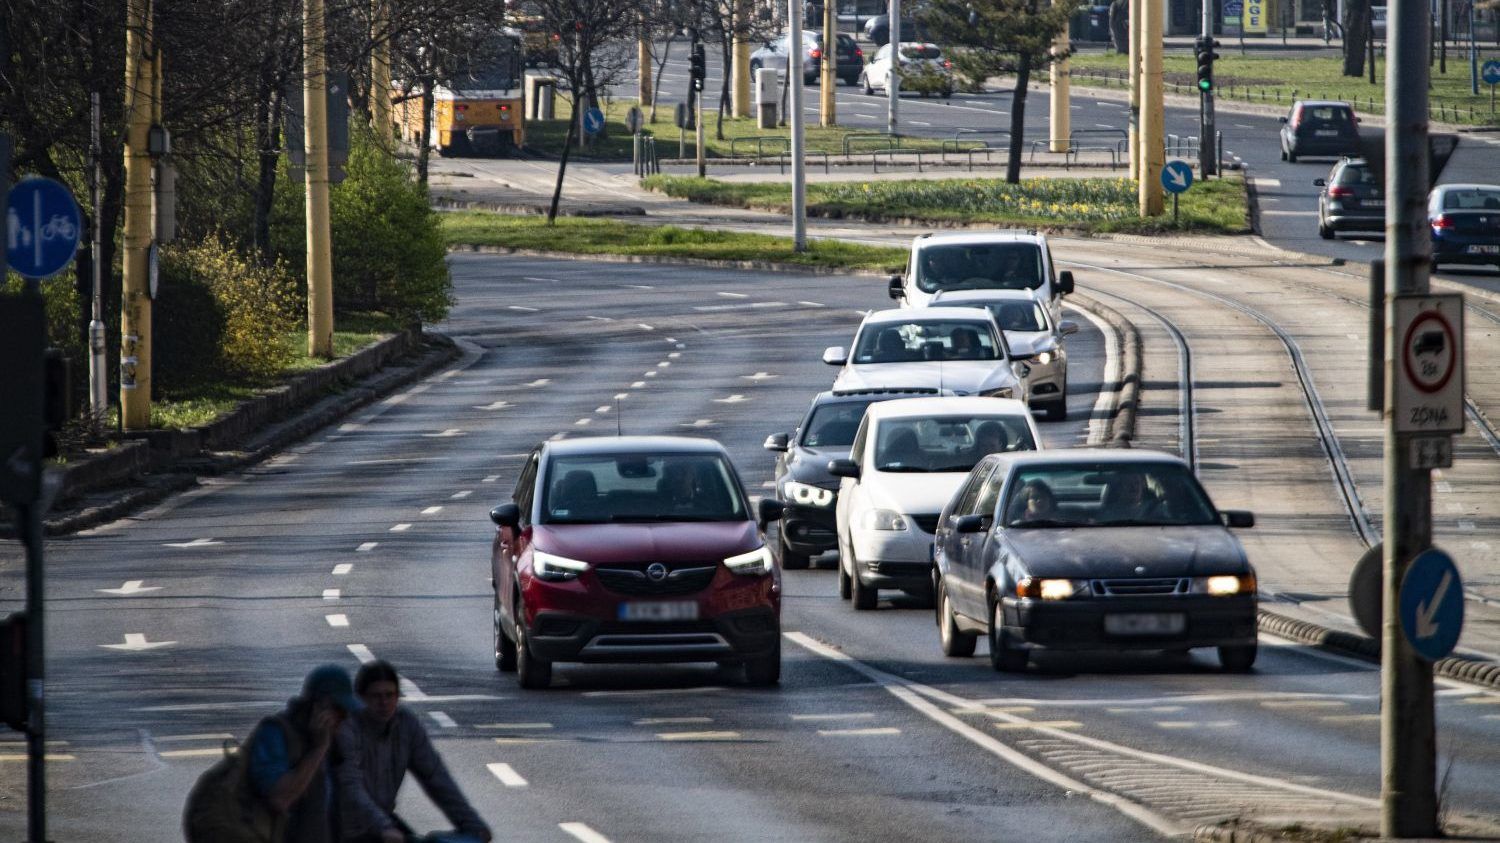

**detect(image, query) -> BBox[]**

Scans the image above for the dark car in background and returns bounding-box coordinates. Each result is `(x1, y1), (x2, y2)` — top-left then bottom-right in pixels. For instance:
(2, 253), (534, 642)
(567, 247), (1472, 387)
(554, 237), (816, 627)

(931, 450), (1259, 672)
(1315, 158), (1384, 239)
(1280, 100), (1361, 162)
(489, 436), (785, 689)
(862, 15), (928, 47)
(1428, 183), (1500, 272)
(764, 388), (935, 568)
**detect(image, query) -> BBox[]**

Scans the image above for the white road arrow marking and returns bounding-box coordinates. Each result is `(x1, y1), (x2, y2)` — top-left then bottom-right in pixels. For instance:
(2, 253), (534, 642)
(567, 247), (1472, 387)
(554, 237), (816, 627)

(1416, 570), (1453, 639)
(474, 400), (510, 411)
(96, 580), (161, 596)
(713, 394), (749, 404)
(163, 538), (223, 548)
(101, 634), (176, 651)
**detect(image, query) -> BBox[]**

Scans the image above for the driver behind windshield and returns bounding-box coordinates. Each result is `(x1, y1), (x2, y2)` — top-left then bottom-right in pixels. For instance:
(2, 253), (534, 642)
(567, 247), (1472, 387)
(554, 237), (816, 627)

(1099, 471), (1162, 522)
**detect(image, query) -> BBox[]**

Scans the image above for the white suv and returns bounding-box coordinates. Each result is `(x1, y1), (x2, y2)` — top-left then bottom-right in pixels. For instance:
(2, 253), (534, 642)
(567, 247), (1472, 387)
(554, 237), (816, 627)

(889, 231), (1075, 320)
(823, 308), (1029, 402)
(829, 397), (1041, 610)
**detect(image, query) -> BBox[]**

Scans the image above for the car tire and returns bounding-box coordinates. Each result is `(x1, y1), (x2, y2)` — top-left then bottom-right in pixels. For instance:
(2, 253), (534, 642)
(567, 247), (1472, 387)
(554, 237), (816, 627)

(988, 598), (1028, 672)
(1280, 147), (1288, 161)
(850, 557), (878, 610)
(744, 637), (782, 686)
(1218, 643), (1258, 672)
(780, 530), (811, 570)
(494, 595), (517, 673)
(1287, 148), (1298, 163)
(1318, 219), (1335, 239)
(1042, 397), (1068, 422)
(938, 583), (978, 657)
(862, 73), (874, 96)
(515, 613), (553, 689)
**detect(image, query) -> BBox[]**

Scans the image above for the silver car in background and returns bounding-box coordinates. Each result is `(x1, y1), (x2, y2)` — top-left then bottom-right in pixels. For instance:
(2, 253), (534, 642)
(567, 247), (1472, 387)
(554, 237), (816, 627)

(928, 289), (1079, 421)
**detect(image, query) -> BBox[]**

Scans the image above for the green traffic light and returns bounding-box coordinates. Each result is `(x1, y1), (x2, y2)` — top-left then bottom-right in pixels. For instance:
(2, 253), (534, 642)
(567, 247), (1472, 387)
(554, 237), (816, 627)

(1198, 79), (1212, 92)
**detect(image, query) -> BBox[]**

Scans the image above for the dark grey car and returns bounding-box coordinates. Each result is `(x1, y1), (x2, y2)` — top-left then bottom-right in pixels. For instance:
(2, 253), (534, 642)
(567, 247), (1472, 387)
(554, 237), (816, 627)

(931, 450), (1259, 672)
(1280, 100), (1361, 162)
(1315, 158), (1384, 239)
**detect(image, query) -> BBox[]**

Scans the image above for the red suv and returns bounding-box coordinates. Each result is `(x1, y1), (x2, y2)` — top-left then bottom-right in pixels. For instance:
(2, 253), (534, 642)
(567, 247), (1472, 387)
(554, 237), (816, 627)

(489, 436), (785, 689)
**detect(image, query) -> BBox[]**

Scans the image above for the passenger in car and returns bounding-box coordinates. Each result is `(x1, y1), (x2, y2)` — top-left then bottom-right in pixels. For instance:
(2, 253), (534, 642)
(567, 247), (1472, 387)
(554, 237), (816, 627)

(971, 421), (1012, 459)
(1006, 480), (1057, 525)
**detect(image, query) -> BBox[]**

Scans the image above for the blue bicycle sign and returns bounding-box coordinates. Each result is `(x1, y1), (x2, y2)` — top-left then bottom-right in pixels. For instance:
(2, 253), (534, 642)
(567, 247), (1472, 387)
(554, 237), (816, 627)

(6, 176), (82, 280)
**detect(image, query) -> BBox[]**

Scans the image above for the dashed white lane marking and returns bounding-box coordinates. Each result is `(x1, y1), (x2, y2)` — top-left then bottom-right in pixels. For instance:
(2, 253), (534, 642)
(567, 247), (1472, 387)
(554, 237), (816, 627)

(423, 428), (465, 438)
(595, 405), (612, 413)
(421, 506), (443, 515)
(910, 120), (931, 126)
(522, 276), (561, 283)
(430, 711), (458, 729)
(452, 490), (473, 499)
(96, 580), (161, 595)
(656, 361), (671, 367)
(478, 722), (555, 730)
(549, 432), (567, 441)
(164, 537), (223, 548)
(586, 315), (614, 321)
(630, 381), (646, 388)
(644, 371), (658, 377)
(713, 394), (749, 404)
(575, 418), (593, 427)
(158, 748), (229, 758)
(332, 564), (353, 576)
(526, 378), (551, 387)
(155, 733), (235, 742)
(798, 300), (824, 307)
(993, 721), (1083, 730)
(790, 713), (875, 721)
(621, 283), (655, 289)
(1156, 721), (1237, 729)
(339, 422), (363, 432)
(348, 644), (376, 662)
(326, 614), (350, 628)
(390, 523), (411, 532)
(637, 323), (655, 331)
(483, 475), (500, 483)
(356, 542), (378, 552)
(475, 400), (509, 410)
(742, 371), (778, 381)
(668, 351), (681, 359)
(322, 589), (340, 600)
(584, 686), (725, 698)
(1106, 706), (1183, 714)
(681, 419), (715, 428)
(1320, 714), (1381, 723)
(507, 305), (539, 312)
(718, 291), (748, 298)
(560, 822), (612, 843)
(1259, 699), (1348, 710)
(692, 301), (785, 312)
(818, 727), (902, 736)
(657, 731), (740, 741)
(487, 762), (528, 787)
(633, 716), (712, 726)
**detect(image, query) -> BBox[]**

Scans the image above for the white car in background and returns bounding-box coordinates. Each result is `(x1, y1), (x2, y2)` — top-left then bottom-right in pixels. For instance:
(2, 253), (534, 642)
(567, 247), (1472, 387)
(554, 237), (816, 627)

(889, 231), (1076, 322)
(860, 42), (954, 97)
(824, 308), (1030, 403)
(928, 290), (1079, 421)
(829, 397), (1041, 610)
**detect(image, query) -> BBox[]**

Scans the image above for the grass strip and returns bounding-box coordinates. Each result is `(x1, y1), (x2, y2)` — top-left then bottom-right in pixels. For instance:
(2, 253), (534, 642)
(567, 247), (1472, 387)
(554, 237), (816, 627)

(642, 175), (1250, 234)
(440, 213), (909, 271)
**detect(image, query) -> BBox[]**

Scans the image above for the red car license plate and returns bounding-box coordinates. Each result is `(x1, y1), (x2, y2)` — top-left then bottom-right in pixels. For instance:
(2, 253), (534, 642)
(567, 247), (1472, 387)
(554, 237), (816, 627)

(619, 601), (699, 622)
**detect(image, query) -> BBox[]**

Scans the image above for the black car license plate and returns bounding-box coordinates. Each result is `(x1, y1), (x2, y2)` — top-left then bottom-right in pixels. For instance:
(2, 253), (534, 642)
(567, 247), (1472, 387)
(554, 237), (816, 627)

(1103, 613), (1186, 636)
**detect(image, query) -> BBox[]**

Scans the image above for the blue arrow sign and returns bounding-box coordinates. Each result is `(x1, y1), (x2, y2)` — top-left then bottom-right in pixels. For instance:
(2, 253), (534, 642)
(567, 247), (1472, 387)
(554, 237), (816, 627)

(1161, 160), (1194, 195)
(1399, 548), (1464, 662)
(6, 177), (82, 280)
(582, 107), (605, 135)
(1483, 60), (1500, 86)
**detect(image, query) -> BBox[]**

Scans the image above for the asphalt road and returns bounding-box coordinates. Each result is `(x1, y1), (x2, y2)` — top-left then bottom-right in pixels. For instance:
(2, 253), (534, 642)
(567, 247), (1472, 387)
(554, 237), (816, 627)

(6, 252), (1500, 840)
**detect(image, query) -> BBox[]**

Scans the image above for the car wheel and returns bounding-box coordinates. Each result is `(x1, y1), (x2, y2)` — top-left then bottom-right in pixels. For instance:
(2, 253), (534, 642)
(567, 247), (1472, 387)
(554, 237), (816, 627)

(780, 530), (811, 570)
(988, 598), (1028, 672)
(938, 582), (978, 657)
(1218, 643), (1258, 672)
(1287, 148), (1298, 163)
(837, 539), (853, 598)
(1280, 147), (1288, 161)
(494, 594), (517, 672)
(850, 556), (877, 610)
(1043, 397), (1068, 422)
(1318, 219), (1335, 239)
(744, 636), (781, 686)
(514, 612), (552, 689)
(862, 73), (874, 96)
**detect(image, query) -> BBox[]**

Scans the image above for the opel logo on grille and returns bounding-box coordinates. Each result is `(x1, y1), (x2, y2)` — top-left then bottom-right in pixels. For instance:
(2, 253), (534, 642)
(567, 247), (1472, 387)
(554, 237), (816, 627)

(646, 563), (669, 581)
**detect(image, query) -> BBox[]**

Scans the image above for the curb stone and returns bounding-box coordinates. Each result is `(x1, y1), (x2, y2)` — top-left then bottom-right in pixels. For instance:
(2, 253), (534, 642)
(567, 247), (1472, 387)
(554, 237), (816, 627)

(1065, 292), (1142, 446)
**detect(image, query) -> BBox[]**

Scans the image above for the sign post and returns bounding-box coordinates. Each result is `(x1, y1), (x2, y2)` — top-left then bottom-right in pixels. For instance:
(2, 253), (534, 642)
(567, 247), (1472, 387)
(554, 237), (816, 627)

(1161, 159), (1193, 224)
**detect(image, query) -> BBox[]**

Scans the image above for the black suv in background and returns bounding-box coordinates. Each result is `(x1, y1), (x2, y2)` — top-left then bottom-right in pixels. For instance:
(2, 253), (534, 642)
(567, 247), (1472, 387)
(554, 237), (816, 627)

(1315, 158), (1384, 239)
(1280, 100), (1361, 162)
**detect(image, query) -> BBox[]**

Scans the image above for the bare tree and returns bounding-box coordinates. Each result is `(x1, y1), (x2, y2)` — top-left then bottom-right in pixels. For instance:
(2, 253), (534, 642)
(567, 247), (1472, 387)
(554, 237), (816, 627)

(1343, 0), (1371, 76)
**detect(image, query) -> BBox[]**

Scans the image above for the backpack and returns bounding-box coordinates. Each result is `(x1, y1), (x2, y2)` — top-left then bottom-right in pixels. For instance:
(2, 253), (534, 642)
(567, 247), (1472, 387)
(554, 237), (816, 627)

(182, 714), (303, 843)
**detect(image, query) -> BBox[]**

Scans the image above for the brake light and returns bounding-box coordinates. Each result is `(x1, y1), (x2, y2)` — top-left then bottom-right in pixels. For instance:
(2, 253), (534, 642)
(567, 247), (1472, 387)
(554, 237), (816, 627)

(855, 47), (863, 57)
(455, 104), (469, 112)
(1289, 108), (1301, 130)
(1327, 186), (1354, 198)
(943, 59), (952, 68)
(1432, 214), (1455, 230)
(810, 48), (822, 59)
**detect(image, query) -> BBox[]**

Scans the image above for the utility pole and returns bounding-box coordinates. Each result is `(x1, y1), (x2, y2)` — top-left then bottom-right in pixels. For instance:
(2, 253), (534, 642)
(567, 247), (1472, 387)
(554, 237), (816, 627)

(371, 0), (392, 138)
(1128, 0), (1141, 180)
(304, 0), (335, 359)
(790, 0), (808, 250)
(1381, 0), (1439, 834)
(1139, 0), (1164, 216)
(887, 0), (901, 134)
(733, 0), (753, 117)
(88, 93), (107, 421)
(821, 0), (837, 125)
(1049, 0), (1070, 153)
(638, 32), (653, 113)
(120, 0), (156, 430)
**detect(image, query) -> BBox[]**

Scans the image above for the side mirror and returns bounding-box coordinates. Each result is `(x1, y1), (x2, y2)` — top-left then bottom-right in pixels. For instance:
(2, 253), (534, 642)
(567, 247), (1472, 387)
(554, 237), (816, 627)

(1313, 178), (1327, 187)
(827, 458), (861, 479)
(887, 275), (904, 300)
(1058, 319), (1079, 336)
(1221, 510), (1255, 528)
(757, 497), (785, 525)
(955, 514), (987, 533)
(763, 432), (790, 452)
(1057, 270), (1075, 295)
(1012, 361), (1032, 380)
(1279, 115), (1289, 123)
(822, 346), (848, 366)
(490, 502), (521, 528)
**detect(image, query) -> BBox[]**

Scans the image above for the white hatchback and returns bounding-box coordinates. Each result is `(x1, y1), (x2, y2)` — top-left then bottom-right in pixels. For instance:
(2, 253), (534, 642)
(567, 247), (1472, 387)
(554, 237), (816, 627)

(928, 290), (1079, 421)
(829, 397), (1041, 610)
(825, 307), (1029, 403)
(860, 42), (953, 97)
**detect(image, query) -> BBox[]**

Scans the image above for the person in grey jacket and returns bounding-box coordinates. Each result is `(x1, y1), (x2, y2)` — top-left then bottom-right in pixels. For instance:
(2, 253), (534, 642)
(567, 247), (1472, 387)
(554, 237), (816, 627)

(336, 661), (492, 843)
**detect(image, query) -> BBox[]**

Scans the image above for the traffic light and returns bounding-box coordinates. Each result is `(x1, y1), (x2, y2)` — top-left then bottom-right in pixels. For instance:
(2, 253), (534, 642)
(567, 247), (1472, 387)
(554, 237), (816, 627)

(689, 43), (706, 92)
(1, 614), (27, 732)
(1195, 36), (1220, 93)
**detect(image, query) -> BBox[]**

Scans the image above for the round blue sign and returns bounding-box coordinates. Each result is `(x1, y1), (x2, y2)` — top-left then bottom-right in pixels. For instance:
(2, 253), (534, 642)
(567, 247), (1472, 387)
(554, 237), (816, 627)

(1483, 60), (1500, 86)
(1161, 160), (1194, 195)
(582, 107), (606, 135)
(1399, 548), (1464, 662)
(6, 177), (82, 280)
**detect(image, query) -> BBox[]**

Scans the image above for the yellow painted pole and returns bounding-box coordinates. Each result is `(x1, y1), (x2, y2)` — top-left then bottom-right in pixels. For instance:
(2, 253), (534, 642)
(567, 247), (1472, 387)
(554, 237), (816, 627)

(1049, 0), (1070, 153)
(732, 0), (752, 118)
(305, 0), (334, 358)
(1128, 0), (1141, 180)
(821, 0), (837, 125)
(371, 0), (392, 139)
(120, 0), (154, 430)
(1139, 0), (1164, 216)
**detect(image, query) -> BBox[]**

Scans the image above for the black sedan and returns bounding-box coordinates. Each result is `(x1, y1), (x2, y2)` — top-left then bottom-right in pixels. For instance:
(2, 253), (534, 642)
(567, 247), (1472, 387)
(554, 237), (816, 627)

(932, 450), (1258, 672)
(764, 388), (932, 568)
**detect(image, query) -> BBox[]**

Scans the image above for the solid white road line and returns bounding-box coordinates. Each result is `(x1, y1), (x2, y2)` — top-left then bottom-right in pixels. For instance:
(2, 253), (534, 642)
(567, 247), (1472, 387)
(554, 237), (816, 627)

(559, 822), (611, 843)
(487, 762), (528, 787)
(325, 614), (349, 628)
(657, 731), (740, 741)
(356, 542), (377, 552)
(818, 727), (901, 736)
(1070, 305), (1120, 447)
(332, 564), (353, 575)
(322, 589), (340, 600)
(633, 716), (711, 726)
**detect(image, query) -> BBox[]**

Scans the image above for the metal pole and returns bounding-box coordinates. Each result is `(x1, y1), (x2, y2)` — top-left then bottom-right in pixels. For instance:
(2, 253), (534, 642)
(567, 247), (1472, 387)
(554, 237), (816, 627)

(1441, 0), (1449, 73)
(791, 0), (808, 250)
(696, 88), (706, 177)
(1129, 0), (1142, 180)
(822, 0), (837, 125)
(1381, 0), (1438, 833)
(1201, 0), (1217, 176)
(1140, 0), (1164, 216)
(21, 502), (44, 843)
(1050, 0), (1071, 152)
(89, 92), (107, 421)
(887, 0), (901, 134)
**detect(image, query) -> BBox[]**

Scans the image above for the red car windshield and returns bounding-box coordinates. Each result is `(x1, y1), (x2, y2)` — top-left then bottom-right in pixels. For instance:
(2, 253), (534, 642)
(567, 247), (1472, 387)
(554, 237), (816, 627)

(542, 453), (748, 524)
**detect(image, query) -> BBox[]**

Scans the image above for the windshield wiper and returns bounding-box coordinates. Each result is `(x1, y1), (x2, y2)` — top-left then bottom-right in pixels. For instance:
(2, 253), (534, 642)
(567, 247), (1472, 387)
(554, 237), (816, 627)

(1007, 518), (1074, 528)
(875, 465), (930, 473)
